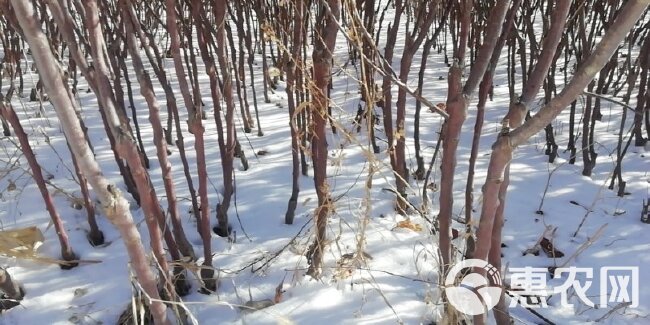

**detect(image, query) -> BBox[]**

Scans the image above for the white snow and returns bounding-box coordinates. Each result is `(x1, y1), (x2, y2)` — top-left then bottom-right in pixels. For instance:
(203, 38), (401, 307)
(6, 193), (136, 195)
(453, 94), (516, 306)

(0, 8), (648, 325)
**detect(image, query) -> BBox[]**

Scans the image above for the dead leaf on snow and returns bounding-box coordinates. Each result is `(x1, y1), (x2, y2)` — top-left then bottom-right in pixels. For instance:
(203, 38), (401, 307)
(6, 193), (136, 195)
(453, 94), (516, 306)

(393, 220), (423, 232)
(0, 227), (101, 266)
(0, 226), (44, 254)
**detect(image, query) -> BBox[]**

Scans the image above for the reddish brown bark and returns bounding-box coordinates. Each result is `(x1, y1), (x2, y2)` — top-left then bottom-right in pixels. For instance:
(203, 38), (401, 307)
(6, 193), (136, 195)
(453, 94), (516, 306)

(0, 100), (78, 267)
(165, 0), (202, 225)
(306, 0), (340, 278)
(70, 151), (104, 246)
(393, 1), (437, 213)
(465, 0), (520, 233)
(439, 0), (511, 271)
(7, 0), (170, 322)
(122, 0), (195, 263)
(380, 0), (403, 209)
(284, 0), (304, 225)
(190, 0), (221, 292)
(84, 0), (181, 301)
(634, 36), (650, 146)
(212, 0), (236, 236)
(119, 0), (193, 298)
(474, 2), (649, 324)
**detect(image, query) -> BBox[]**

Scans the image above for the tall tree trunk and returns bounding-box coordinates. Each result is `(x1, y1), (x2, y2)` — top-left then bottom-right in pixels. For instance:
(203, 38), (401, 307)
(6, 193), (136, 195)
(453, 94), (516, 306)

(380, 0), (403, 211)
(165, 0), (201, 229)
(120, 1), (193, 297)
(8, 0), (171, 322)
(122, 0), (195, 263)
(190, 0), (219, 292)
(0, 100), (78, 268)
(243, 2), (264, 136)
(284, 0), (304, 225)
(439, 0), (510, 271)
(45, 0), (141, 205)
(84, 0), (180, 300)
(394, 1), (437, 213)
(212, 0), (236, 237)
(306, 0), (340, 279)
(69, 145), (104, 246)
(634, 36), (649, 146)
(473, 3), (648, 325)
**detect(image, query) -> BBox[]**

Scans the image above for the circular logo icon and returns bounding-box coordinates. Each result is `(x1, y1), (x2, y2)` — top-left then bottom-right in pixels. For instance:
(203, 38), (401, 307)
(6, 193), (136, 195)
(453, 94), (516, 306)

(444, 259), (503, 315)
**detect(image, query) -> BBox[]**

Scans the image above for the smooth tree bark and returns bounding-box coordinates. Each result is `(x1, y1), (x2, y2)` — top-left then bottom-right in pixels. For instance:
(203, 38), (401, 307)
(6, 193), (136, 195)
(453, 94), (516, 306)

(43, 0), (142, 206)
(392, 0), (437, 213)
(212, 0), (236, 237)
(438, 0), (510, 272)
(118, 0), (193, 297)
(0, 99), (78, 268)
(485, 2), (572, 323)
(256, 0), (272, 104)
(634, 36), (649, 146)
(114, 48), (151, 170)
(464, 0), (521, 262)
(5, 4), (103, 247)
(306, 0), (340, 279)
(190, 0), (225, 292)
(7, 0), (171, 322)
(165, 0), (203, 230)
(121, 0), (195, 263)
(83, 0), (181, 300)
(473, 2), (649, 324)
(379, 0), (404, 210)
(69, 147), (104, 246)
(413, 4), (452, 180)
(242, 0), (264, 136)
(284, 0), (304, 225)
(231, 1), (256, 134)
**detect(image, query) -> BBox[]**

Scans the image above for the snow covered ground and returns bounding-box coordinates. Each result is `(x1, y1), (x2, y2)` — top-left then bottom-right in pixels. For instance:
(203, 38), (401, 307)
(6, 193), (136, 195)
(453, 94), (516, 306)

(0, 11), (649, 325)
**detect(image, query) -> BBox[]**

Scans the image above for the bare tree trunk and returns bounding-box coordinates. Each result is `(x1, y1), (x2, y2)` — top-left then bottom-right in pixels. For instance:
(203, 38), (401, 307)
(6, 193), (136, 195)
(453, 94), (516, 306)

(380, 0), (403, 211)
(116, 51), (150, 169)
(225, 21), (252, 134)
(357, 0), (380, 155)
(484, 2), (572, 323)
(306, 0), (340, 279)
(8, 0), (171, 322)
(211, 0), (236, 238)
(85, 0), (180, 301)
(70, 145), (104, 246)
(45, 0), (141, 205)
(439, 0), (510, 271)
(122, 0), (195, 263)
(465, 1), (520, 269)
(473, 3), (649, 325)
(232, 1), (256, 133)
(393, 1), (436, 213)
(413, 36), (436, 180)
(0, 100), (78, 268)
(243, 1), (264, 136)
(257, 0), (271, 103)
(119, 1), (192, 298)
(165, 0), (201, 227)
(190, 0), (218, 293)
(634, 36), (649, 146)
(284, 0), (304, 225)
